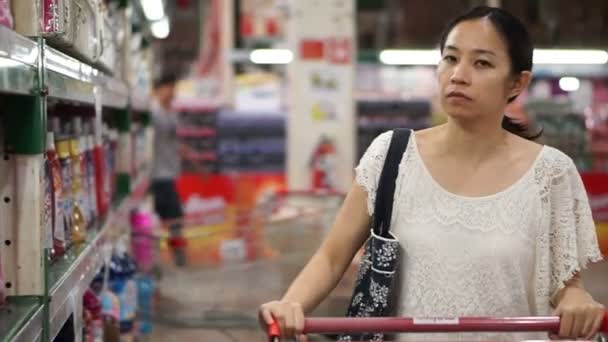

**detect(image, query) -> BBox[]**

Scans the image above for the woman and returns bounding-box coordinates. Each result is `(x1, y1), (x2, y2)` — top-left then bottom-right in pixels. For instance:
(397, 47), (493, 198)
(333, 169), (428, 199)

(259, 6), (605, 341)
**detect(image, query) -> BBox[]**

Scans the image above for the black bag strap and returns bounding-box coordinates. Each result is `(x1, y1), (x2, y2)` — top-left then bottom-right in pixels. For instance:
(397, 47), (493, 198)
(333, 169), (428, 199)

(373, 128), (411, 237)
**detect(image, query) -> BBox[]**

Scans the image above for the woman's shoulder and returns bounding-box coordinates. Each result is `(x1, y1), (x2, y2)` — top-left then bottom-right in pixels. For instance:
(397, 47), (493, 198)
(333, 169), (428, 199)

(529, 144), (577, 184)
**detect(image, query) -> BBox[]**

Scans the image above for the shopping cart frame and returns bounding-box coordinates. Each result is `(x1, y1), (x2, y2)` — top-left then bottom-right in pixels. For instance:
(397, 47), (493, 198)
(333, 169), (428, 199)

(268, 312), (608, 341)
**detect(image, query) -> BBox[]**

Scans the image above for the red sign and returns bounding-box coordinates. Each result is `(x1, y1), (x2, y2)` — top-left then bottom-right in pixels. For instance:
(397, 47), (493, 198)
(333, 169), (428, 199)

(300, 39), (325, 60)
(326, 37), (352, 64)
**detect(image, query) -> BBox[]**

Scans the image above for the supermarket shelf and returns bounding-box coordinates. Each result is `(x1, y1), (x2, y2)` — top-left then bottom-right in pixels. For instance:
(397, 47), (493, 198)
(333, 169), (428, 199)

(44, 45), (96, 105)
(48, 221), (111, 339)
(0, 26), (38, 96)
(97, 73), (129, 109)
(47, 174), (150, 339)
(177, 127), (217, 138)
(0, 297), (43, 342)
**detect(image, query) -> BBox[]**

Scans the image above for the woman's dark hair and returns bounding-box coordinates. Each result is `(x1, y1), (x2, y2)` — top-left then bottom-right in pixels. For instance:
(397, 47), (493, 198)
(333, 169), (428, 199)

(439, 6), (541, 140)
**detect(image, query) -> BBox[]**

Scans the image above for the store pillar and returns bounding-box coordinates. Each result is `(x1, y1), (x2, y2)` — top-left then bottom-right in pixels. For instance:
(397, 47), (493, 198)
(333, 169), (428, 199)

(286, 0), (356, 193)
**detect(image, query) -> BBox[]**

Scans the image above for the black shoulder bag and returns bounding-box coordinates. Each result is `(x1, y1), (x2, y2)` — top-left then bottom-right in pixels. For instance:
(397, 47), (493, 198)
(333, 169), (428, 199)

(340, 128), (411, 342)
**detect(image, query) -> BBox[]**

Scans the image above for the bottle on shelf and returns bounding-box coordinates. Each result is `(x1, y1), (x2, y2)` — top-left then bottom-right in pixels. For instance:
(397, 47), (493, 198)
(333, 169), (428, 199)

(94, 125), (109, 218)
(84, 125), (98, 228)
(83, 288), (103, 342)
(102, 124), (114, 207)
(68, 119), (87, 244)
(47, 130), (67, 260)
(55, 129), (74, 251)
(106, 128), (119, 202)
(43, 135), (54, 263)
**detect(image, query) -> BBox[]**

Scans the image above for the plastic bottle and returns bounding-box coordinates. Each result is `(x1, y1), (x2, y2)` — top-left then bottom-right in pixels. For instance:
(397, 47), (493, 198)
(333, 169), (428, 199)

(55, 134), (74, 251)
(47, 131), (66, 259)
(109, 129), (119, 201)
(83, 288), (103, 342)
(94, 125), (108, 217)
(102, 124), (114, 208)
(130, 210), (156, 273)
(85, 133), (98, 228)
(68, 121), (87, 244)
(136, 274), (156, 335)
(71, 118), (89, 229)
(43, 135), (54, 262)
(78, 126), (91, 229)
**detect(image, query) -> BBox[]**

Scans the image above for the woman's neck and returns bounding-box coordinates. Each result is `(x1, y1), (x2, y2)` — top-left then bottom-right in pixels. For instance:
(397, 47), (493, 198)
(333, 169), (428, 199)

(437, 118), (509, 161)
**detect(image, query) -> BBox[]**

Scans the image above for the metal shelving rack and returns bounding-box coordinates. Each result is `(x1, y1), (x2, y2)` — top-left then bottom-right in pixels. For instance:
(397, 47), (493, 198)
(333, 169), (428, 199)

(0, 21), (151, 342)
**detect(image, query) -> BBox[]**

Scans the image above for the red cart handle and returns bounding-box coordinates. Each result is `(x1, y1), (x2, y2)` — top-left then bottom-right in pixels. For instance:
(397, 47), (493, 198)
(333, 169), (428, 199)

(268, 311), (608, 341)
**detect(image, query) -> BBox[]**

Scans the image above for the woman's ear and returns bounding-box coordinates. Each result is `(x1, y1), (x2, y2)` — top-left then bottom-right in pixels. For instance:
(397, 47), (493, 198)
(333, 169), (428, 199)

(508, 71), (532, 100)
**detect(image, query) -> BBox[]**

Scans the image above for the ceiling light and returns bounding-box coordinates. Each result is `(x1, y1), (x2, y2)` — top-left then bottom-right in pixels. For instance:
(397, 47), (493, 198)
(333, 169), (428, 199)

(533, 49), (608, 65)
(379, 50), (441, 65)
(150, 17), (170, 39)
(250, 49), (293, 64)
(559, 77), (580, 92)
(140, 0), (165, 21)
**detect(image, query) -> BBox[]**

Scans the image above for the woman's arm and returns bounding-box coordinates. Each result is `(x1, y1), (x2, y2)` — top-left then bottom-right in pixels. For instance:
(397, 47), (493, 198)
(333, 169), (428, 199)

(259, 182), (371, 337)
(552, 273), (605, 340)
(281, 183), (371, 312)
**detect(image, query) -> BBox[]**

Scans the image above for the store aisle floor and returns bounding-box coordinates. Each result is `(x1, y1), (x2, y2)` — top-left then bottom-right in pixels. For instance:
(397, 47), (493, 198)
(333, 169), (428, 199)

(149, 325), (265, 342)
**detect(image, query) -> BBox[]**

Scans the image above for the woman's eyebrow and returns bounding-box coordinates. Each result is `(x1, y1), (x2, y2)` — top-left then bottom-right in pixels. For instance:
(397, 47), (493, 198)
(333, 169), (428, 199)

(445, 45), (496, 56)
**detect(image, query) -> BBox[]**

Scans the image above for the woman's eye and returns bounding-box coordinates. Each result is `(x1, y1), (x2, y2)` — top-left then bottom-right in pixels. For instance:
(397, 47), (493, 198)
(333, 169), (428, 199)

(443, 55), (457, 63)
(475, 60), (492, 68)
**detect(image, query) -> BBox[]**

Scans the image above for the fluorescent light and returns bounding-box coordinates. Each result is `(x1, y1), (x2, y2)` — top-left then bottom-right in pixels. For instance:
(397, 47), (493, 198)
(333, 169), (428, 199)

(379, 49), (441, 65)
(250, 49), (293, 64)
(378, 49), (608, 65)
(150, 17), (170, 39)
(559, 77), (580, 92)
(533, 49), (608, 64)
(141, 0), (165, 21)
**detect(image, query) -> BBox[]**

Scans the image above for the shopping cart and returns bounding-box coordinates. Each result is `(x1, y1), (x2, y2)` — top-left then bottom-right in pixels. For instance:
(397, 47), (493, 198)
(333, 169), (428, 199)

(268, 313), (608, 342)
(148, 190), (345, 331)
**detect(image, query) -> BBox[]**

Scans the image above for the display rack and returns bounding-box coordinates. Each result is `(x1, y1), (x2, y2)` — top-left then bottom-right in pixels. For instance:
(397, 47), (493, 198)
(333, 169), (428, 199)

(357, 99), (431, 160)
(216, 110), (286, 173)
(178, 107), (220, 173)
(0, 22), (151, 342)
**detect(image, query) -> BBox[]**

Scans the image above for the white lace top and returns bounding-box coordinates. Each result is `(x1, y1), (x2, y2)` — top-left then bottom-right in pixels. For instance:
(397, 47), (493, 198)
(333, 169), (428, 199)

(355, 131), (604, 341)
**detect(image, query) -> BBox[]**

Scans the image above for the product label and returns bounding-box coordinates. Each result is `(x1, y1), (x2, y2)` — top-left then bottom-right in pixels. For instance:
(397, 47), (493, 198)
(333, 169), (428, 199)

(42, 0), (60, 33)
(412, 318), (460, 325)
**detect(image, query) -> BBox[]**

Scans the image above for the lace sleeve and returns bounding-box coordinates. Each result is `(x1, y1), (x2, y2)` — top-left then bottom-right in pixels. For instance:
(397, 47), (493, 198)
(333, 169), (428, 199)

(549, 158), (604, 300)
(354, 131), (393, 217)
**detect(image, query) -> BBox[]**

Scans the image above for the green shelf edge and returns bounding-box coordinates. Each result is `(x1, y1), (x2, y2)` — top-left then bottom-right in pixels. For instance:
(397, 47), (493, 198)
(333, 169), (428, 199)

(0, 296), (42, 342)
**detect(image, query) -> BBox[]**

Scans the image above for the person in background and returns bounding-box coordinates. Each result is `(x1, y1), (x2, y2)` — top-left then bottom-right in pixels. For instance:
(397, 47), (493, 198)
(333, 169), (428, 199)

(259, 6), (605, 342)
(151, 74), (187, 267)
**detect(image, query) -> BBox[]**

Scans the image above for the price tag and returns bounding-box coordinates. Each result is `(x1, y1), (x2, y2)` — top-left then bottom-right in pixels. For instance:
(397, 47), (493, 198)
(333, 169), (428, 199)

(412, 318), (460, 325)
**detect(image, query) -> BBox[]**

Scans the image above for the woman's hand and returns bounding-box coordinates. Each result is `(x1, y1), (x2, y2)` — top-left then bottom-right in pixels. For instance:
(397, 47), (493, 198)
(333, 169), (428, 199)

(553, 286), (605, 340)
(259, 300), (308, 342)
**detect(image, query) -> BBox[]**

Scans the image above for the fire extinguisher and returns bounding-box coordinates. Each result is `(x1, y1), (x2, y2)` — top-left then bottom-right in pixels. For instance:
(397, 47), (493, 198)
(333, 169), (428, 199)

(310, 136), (336, 191)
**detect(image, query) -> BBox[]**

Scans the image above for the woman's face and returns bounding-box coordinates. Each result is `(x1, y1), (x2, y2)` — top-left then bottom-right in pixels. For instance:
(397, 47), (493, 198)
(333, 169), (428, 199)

(437, 18), (523, 123)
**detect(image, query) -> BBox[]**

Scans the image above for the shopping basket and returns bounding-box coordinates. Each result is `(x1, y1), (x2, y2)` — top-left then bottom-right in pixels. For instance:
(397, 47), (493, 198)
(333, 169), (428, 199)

(268, 313), (608, 342)
(151, 190), (346, 329)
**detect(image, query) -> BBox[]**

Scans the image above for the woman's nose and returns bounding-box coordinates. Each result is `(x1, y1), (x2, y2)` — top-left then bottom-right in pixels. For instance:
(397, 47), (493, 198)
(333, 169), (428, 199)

(450, 63), (470, 85)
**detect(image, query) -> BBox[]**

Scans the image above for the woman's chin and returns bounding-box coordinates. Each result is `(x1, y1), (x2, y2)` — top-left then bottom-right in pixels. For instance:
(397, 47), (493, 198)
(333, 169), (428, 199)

(444, 110), (478, 121)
